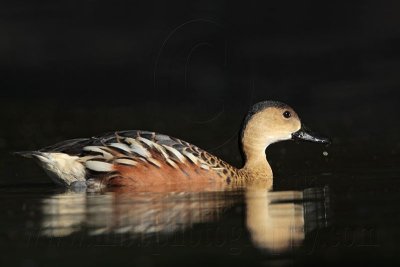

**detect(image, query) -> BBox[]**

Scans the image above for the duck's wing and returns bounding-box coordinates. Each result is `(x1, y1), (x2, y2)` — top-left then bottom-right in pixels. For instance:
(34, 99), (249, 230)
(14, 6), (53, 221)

(39, 130), (234, 187)
(40, 130), (214, 167)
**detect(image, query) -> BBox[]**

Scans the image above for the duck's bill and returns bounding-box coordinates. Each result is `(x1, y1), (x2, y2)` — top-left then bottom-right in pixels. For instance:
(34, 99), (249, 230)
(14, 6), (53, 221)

(292, 125), (331, 144)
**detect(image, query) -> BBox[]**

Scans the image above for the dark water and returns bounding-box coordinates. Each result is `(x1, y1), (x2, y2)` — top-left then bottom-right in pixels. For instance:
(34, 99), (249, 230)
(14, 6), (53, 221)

(1, 99), (399, 266)
(1, 164), (400, 267)
(0, 94), (399, 267)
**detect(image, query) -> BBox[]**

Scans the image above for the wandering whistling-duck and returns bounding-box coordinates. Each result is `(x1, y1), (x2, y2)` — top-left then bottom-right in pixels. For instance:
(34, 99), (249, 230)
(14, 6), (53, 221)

(17, 101), (330, 189)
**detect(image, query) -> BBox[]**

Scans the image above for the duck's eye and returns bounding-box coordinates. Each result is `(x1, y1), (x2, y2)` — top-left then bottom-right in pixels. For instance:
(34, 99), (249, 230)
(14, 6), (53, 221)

(283, 110), (291, 118)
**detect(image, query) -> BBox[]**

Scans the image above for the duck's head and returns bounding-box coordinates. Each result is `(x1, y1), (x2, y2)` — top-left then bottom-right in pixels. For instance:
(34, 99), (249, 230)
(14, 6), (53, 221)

(241, 101), (330, 165)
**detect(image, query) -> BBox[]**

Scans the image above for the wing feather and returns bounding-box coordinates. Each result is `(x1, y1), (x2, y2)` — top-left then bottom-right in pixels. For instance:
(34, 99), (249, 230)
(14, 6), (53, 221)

(37, 130), (232, 183)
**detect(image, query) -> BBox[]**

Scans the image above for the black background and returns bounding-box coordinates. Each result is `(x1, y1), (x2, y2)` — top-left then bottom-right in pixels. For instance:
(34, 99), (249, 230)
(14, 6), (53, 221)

(1, 2), (400, 267)
(1, 0), (400, 183)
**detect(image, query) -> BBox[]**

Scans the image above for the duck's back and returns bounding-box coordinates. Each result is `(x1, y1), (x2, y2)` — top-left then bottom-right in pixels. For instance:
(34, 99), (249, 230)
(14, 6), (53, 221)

(26, 130), (237, 188)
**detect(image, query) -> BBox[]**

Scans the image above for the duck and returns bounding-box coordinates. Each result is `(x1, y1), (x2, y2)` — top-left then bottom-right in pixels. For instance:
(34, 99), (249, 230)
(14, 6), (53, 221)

(17, 100), (330, 189)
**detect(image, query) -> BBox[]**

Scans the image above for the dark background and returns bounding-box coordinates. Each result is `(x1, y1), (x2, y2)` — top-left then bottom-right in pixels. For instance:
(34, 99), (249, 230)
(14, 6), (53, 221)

(1, 2), (400, 267)
(1, 0), (400, 184)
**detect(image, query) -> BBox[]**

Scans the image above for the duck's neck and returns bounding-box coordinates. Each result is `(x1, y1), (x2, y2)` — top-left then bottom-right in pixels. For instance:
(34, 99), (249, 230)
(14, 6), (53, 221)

(239, 137), (273, 180)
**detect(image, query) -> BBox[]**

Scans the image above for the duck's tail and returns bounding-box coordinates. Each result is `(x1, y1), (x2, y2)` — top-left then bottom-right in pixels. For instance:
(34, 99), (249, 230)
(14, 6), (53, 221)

(14, 151), (87, 186)
(13, 151), (42, 159)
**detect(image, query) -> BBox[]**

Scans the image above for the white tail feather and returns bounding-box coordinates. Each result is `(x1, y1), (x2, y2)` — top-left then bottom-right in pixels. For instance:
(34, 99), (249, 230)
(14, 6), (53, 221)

(24, 152), (86, 186)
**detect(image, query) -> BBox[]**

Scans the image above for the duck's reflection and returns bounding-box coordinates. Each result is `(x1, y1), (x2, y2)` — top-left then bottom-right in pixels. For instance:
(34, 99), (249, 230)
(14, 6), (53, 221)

(40, 184), (329, 252)
(41, 188), (239, 237)
(245, 185), (329, 252)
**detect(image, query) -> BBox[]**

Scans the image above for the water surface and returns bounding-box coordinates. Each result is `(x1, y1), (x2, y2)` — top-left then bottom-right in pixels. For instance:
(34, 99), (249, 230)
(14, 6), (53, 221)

(1, 166), (398, 267)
